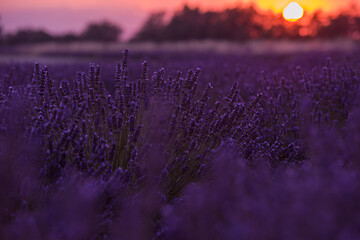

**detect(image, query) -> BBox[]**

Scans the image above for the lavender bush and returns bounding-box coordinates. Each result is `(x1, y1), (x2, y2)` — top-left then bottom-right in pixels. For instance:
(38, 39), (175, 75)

(0, 49), (360, 239)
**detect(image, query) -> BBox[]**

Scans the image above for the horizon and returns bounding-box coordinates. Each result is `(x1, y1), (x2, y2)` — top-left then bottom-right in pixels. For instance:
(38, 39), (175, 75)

(0, 0), (359, 40)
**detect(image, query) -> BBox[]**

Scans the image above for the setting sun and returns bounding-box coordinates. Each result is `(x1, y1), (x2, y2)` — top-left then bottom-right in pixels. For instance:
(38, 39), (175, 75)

(282, 2), (304, 22)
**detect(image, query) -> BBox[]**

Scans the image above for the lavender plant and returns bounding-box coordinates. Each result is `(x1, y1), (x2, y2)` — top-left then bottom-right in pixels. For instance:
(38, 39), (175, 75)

(0, 49), (359, 239)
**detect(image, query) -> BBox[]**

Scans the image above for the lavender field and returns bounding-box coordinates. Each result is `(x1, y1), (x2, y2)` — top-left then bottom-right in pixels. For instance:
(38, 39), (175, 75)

(1, 48), (360, 239)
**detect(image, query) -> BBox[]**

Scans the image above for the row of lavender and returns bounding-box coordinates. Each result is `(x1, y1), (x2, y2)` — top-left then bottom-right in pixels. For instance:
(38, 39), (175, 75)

(1, 50), (360, 239)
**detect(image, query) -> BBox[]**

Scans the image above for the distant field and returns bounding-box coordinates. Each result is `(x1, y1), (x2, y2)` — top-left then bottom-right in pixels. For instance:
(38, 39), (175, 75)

(1, 39), (359, 63)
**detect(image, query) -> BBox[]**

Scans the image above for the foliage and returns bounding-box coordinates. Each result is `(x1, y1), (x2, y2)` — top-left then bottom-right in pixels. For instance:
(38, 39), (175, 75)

(133, 5), (360, 42)
(132, 12), (167, 42)
(81, 21), (123, 42)
(2, 20), (123, 45)
(0, 50), (360, 239)
(5, 29), (54, 45)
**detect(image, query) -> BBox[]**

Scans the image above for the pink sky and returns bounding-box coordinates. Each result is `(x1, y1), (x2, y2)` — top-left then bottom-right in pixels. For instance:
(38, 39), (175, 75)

(0, 0), (357, 40)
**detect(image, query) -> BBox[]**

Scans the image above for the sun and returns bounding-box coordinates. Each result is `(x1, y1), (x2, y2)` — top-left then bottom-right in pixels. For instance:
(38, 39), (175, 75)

(282, 2), (304, 22)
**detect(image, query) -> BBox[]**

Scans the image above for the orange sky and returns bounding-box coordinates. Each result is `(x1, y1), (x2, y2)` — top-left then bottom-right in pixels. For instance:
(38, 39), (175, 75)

(0, 0), (358, 39)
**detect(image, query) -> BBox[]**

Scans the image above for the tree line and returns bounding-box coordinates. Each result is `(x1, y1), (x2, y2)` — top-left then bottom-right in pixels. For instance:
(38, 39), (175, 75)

(0, 4), (359, 45)
(132, 5), (360, 42)
(0, 20), (122, 45)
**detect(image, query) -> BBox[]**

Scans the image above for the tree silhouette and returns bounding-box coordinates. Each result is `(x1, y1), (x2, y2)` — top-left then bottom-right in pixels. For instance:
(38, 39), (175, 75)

(133, 5), (360, 42)
(132, 12), (166, 42)
(6, 29), (54, 45)
(81, 21), (123, 42)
